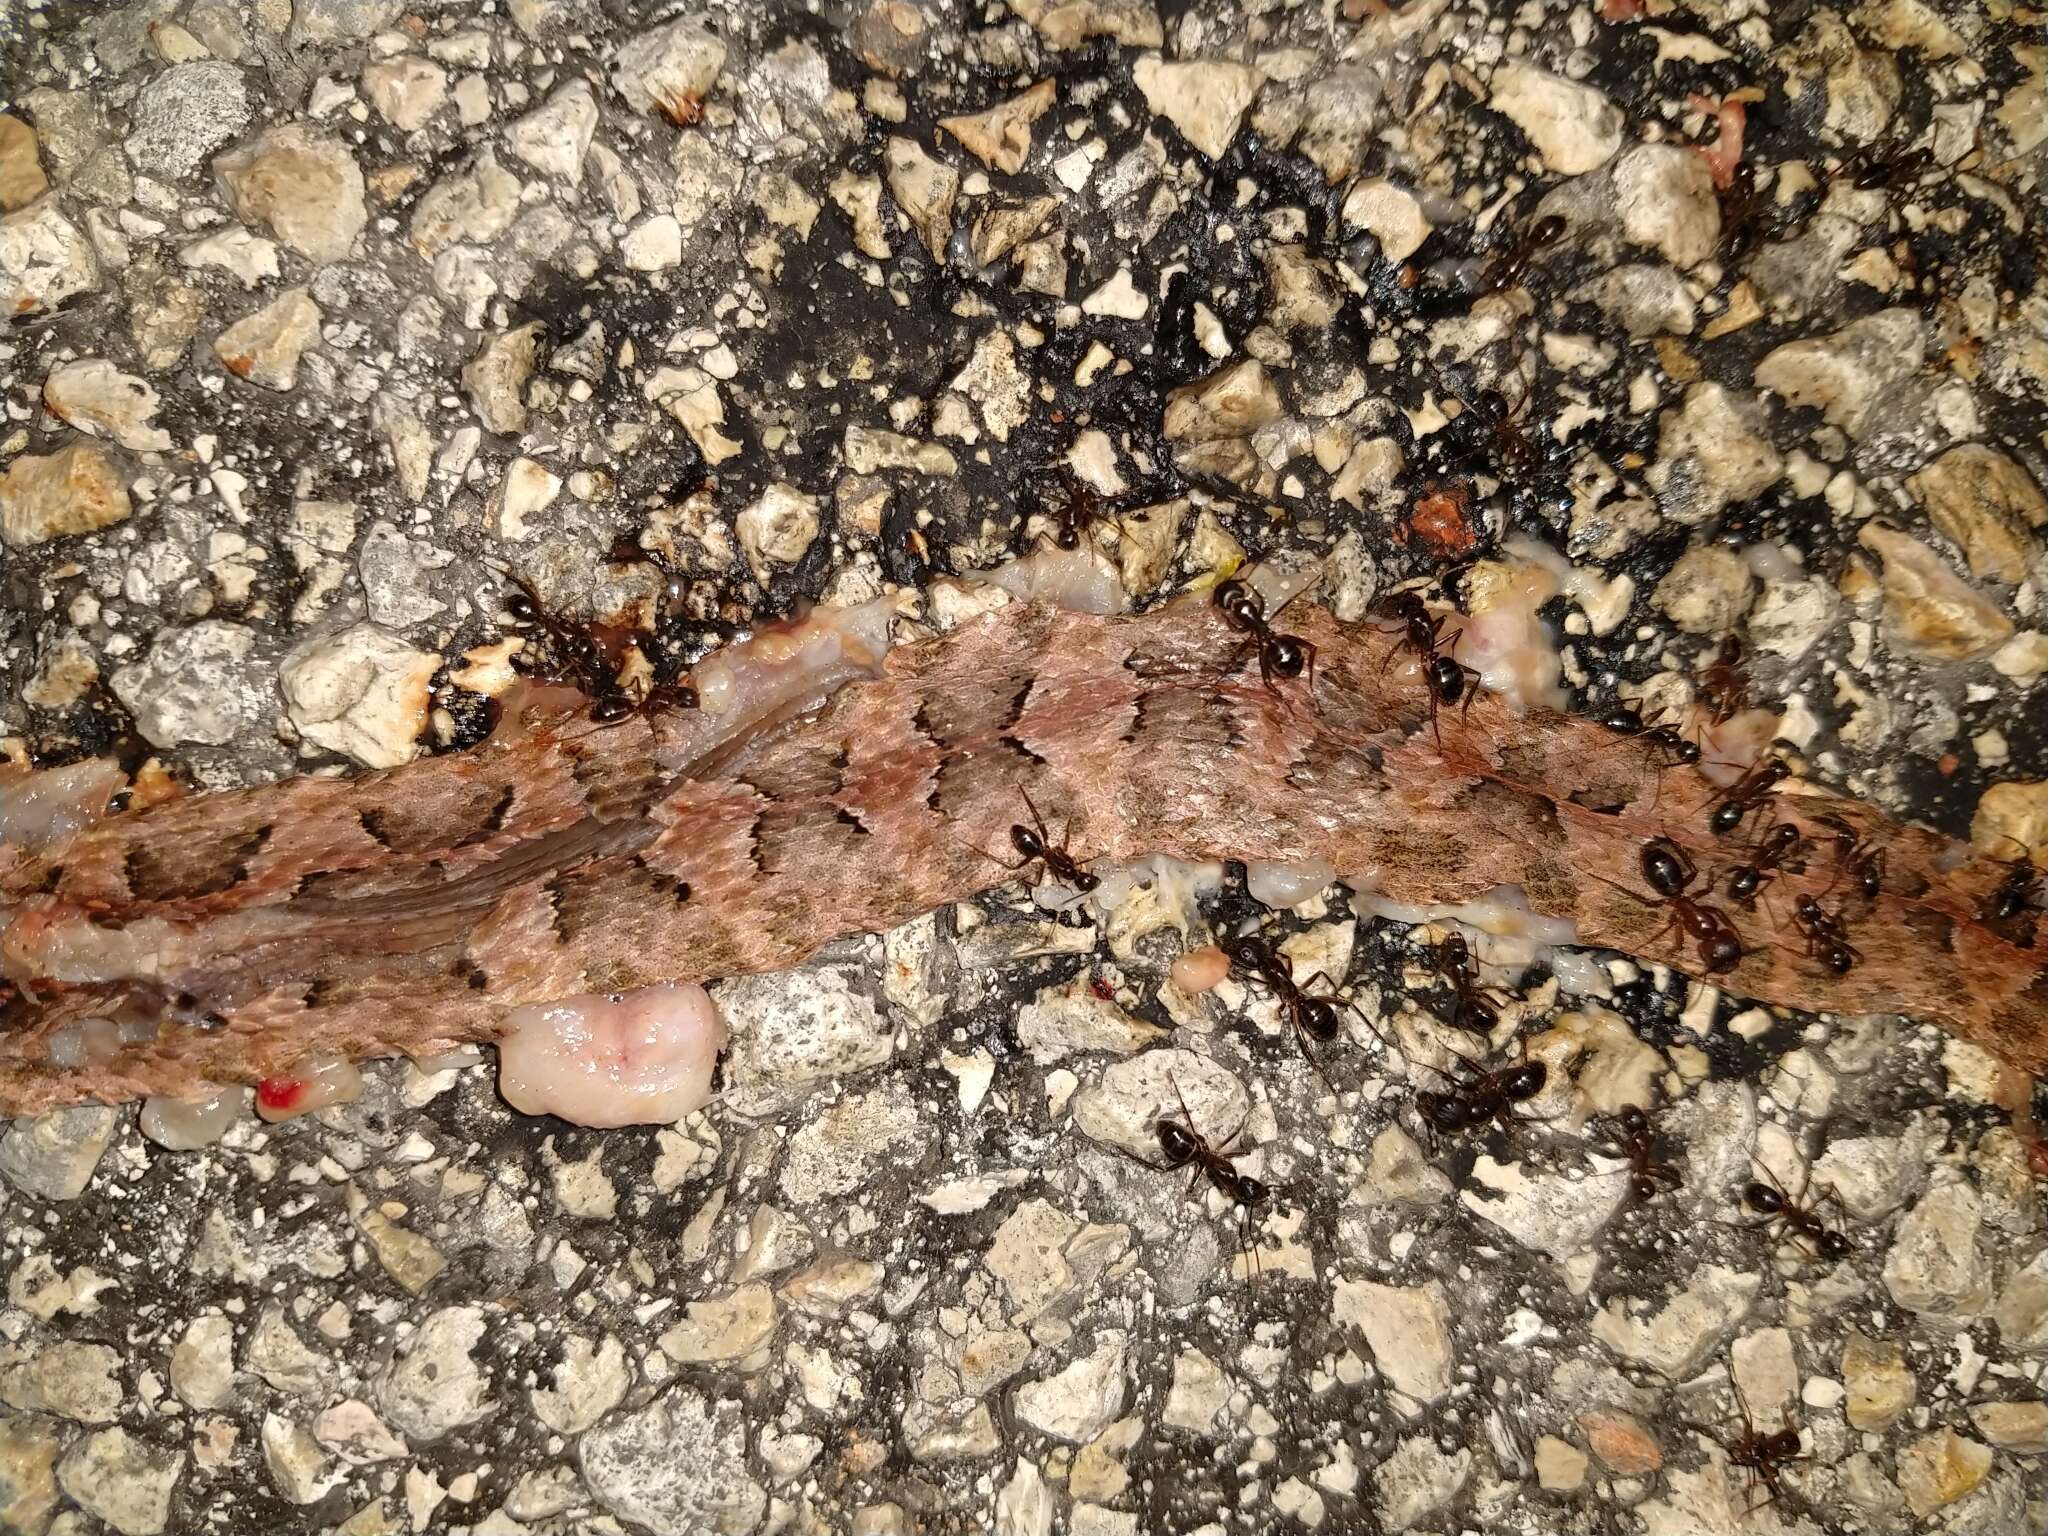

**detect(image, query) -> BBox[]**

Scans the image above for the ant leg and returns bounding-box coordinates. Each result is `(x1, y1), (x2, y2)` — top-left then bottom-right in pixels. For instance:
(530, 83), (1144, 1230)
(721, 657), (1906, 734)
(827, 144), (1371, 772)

(1017, 787), (1052, 850)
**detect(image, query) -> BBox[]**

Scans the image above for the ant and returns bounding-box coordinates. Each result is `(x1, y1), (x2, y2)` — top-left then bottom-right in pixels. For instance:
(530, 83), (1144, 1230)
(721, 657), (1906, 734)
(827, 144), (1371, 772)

(1690, 1398), (1806, 1513)
(1707, 757), (1789, 835)
(1791, 893), (1861, 976)
(1142, 1074), (1270, 1282)
(1413, 1047), (1549, 1147)
(1718, 160), (1769, 265)
(1423, 931), (1510, 1034)
(1980, 837), (2042, 925)
(501, 573), (665, 726)
(1598, 837), (1745, 974)
(1600, 1104), (1683, 1205)
(1214, 579), (1316, 694)
(1842, 138), (1936, 221)
(1378, 591), (1480, 749)
(1741, 1159), (1852, 1262)
(1697, 635), (1749, 726)
(1812, 815), (1885, 902)
(1483, 212), (1567, 293)
(987, 789), (1098, 894)
(1726, 822), (1803, 904)
(1596, 707), (1705, 784)
(1466, 388), (1540, 478)
(1219, 930), (1339, 1047)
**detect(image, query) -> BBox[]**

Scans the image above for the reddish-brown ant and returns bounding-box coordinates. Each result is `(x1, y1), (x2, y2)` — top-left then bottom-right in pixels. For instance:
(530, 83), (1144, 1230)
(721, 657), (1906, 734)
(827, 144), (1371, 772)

(1718, 160), (1768, 264)
(1741, 1160), (1852, 1262)
(1791, 893), (1861, 976)
(1140, 1074), (1270, 1282)
(1596, 707), (1704, 804)
(1841, 138), (1936, 223)
(1216, 930), (1380, 1081)
(1424, 931), (1510, 1034)
(1214, 579), (1316, 695)
(1726, 822), (1803, 904)
(1597, 837), (1744, 974)
(1812, 815), (1885, 902)
(502, 573), (680, 727)
(988, 789), (1098, 894)
(1413, 1045), (1549, 1147)
(1688, 1397), (1806, 1512)
(1484, 212), (1567, 292)
(1981, 837), (2042, 925)
(1379, 591), (1480, 748)
(1601, 1104), (1683, 1205)
(1698, 635), (1749, 726)
(1707, 757), (1789, 835)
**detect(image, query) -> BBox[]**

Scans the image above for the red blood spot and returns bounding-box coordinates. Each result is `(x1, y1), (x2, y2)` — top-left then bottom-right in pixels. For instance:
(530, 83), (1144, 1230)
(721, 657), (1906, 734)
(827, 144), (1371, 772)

(257, 1077), (306, 1113)
(1089, 975), (1115, 1002)
(1600, 0), (1645, 20)
(1402, 485), (1479, 558)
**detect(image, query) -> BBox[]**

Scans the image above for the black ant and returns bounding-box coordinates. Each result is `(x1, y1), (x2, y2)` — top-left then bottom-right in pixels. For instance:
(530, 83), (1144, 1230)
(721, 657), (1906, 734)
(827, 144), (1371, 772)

(1726, 822), (1803, 904)
(1142, 1074), (1270, 1282)
(1601, 1104), (1683, 1205)
(1690, 1398), (1806, 1513)
(987, 789), (1098, 894)
(1741, 1160), (1852, 1262)
(1698, 635), (1749, 727)
(1598, 837), (1744, 974)
(1378, 591), (1480, 749)
(1483, 212), (1567, 293)
(1414, 1048), (1549, 1147)
(1707, 757), (1789, 835)
(1424, 931), (1510, 1034)
(1980, 837), (2042, 925)
(1214, 579), (1316, 694)
(1812, 815), (1885, 902)
(1791, 893), (1861, 976)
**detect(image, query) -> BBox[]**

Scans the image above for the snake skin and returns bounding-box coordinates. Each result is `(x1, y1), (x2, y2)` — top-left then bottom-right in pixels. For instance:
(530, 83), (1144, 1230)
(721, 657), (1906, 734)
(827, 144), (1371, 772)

(1, 596), (2042, 1112)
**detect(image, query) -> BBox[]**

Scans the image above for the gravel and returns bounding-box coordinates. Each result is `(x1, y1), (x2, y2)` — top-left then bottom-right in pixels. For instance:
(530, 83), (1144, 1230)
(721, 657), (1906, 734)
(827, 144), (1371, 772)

(2, 2), (2046, 1533)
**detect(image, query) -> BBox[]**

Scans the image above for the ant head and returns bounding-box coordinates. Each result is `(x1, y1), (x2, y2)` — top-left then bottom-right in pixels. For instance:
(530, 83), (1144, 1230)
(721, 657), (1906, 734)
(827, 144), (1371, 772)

(1427, 653), (1467, 704)
(1073, 869), (1101, 893)
(1824, 943), (1856, 976)
(1671, 737), (1703, 766)
(1504, 1061), (1547, 1101)
(1299, 996), (1342, 1042)
(1704, 933), (1744, 973)
(1818, 1230), (1853, 1261)
(1631, 1172), (1661, 1203)
(1529, 214), (1567, 247)
(505, 592), (539, 624)
(1157, 1119), (1198, 1162)
(1267, 635), (1308, 679)
(1743, 1180), (1783, 1214)
(1765, 1428), (1803, 1458)
(588, 695), (635, 724)
(1617, 1105), (1649, 1134)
